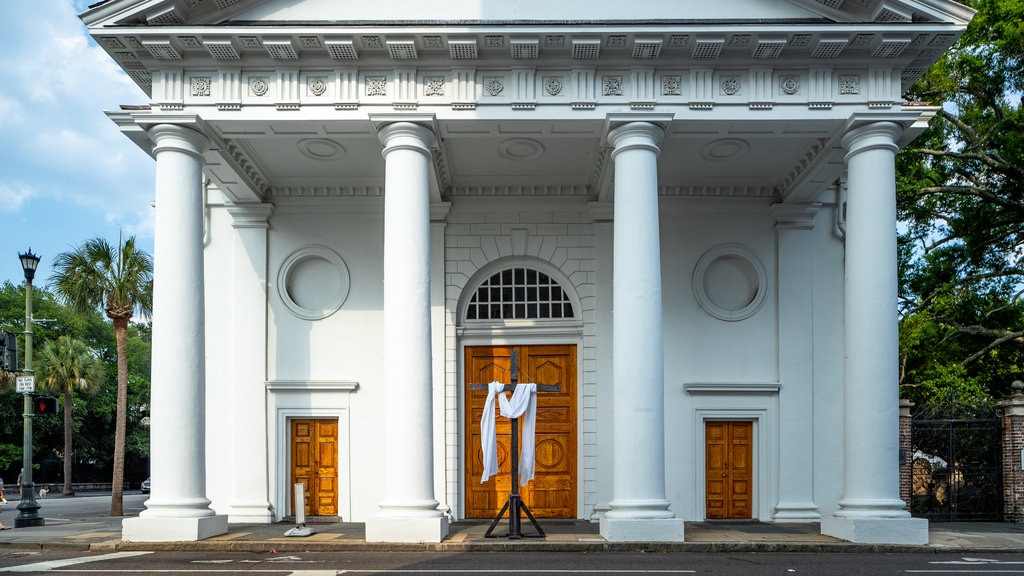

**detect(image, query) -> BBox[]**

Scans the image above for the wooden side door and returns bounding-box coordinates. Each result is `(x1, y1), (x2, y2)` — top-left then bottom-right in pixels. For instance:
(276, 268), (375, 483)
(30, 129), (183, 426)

(290, 418), (339, 517)
(465, 345), (577, 518)
(705, 421), (753, 519)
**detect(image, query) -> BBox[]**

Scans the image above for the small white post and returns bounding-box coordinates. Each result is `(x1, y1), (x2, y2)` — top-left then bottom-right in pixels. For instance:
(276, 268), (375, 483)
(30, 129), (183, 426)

(284, 483), (312, 537)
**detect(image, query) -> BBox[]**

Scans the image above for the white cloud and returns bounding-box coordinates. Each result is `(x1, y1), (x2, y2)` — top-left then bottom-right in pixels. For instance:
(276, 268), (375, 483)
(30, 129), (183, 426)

(0, 183), (36, 213)
(0, 2), (155, 234)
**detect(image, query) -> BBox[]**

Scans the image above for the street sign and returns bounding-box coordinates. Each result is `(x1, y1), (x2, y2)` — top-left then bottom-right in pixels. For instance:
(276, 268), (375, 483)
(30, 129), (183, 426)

(16, 375), (34, 393)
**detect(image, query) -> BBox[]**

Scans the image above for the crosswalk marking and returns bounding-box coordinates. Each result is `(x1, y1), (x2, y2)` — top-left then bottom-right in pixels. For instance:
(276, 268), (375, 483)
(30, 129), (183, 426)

(0, 551), (152, 572)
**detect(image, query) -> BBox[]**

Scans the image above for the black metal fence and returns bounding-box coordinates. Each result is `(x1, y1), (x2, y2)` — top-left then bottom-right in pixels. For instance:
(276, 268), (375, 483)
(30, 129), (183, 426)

(910, 418), (1002, 521)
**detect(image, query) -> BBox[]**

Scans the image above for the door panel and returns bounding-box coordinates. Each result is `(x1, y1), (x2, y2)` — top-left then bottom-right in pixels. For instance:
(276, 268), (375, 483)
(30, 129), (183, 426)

(465, 345), (577, 519)
(705, 421), (753, 520)
(291, 418), (339, 517)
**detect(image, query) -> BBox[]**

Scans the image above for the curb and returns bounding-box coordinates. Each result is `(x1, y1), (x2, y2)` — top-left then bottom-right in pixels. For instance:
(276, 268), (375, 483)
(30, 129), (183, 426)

(0, 540), (997, 554)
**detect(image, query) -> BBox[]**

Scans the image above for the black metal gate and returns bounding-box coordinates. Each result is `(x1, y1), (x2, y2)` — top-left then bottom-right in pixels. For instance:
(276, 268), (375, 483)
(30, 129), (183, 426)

(910, 418), (1002, 521)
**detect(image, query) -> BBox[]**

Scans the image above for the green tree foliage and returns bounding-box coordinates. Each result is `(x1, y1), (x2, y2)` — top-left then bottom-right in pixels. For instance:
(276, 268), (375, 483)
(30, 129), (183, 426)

(50, 236), (152, 516)
(0, 280), (150, 488)
(36, 336), (105, 495)
(898, 0), (1024, 413)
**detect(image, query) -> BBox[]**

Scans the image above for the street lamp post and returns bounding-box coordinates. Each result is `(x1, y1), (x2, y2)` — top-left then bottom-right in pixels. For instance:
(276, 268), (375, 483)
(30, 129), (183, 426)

(15, 249), (43, 528)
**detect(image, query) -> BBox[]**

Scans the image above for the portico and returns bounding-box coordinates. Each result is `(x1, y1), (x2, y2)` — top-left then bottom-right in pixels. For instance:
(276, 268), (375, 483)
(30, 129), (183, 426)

(81, 0), (973, 545)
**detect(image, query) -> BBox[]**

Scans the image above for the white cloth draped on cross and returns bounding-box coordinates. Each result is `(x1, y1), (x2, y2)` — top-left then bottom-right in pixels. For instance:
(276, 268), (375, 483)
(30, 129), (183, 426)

(480, 381), (538, 485)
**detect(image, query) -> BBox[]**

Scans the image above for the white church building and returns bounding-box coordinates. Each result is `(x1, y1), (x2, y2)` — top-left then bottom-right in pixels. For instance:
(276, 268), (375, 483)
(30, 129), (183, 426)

(80, 0), (973, 544)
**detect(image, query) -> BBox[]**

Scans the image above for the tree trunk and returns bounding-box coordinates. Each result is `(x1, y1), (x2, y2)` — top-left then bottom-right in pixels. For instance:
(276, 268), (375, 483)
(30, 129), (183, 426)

(63, 384), (74, 496)
(109, 317), (129, 516)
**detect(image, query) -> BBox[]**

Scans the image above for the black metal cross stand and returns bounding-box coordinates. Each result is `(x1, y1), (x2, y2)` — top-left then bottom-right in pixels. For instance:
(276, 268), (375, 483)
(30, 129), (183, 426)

(469, 349), (560, 539)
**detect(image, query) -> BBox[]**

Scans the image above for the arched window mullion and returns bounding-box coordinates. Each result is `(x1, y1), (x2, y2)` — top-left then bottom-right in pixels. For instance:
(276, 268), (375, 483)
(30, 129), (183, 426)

(465, 266), (574, 321)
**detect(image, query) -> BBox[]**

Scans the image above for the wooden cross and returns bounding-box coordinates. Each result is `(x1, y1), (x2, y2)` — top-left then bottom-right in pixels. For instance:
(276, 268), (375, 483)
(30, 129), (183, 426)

(469, 349), (560, 539)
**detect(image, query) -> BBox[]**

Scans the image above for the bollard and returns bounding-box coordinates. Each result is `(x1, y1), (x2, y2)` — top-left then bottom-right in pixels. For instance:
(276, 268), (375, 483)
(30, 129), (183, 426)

(284, 483), (312, 537)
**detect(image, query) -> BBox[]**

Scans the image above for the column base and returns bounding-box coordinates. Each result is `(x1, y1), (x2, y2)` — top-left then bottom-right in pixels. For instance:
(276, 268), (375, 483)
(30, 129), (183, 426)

(365, 515), (449, 543)
(123, 515), (228, 542)
(226, 502), (274, 524)
(600, 516), (685, 542)
(821, 515), (928, 545)
(774, 503), (821, 522)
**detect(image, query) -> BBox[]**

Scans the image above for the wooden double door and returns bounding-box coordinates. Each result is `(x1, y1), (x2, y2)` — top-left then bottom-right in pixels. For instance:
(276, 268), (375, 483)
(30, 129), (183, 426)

(705, 420), (754, 519)
(290, 418), (339, 517)
(465, 345), (577, 519)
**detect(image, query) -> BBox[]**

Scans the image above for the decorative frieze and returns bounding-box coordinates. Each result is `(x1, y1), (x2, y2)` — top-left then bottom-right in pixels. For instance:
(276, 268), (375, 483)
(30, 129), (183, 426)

(780, 75), (800, 95)
(511, 68), (537, 110)
(839, 74), (861, 94)
(544, 77), (564, 96)
(423, 76), (446, 97)
(749, 68), (773, 109)
(249, 76), (270, 97)
(571, 68), (596, 110)
(721, 76), (741, 96)
(451, 68), (477, 110)
(153, 68), (185, 110)
(867, 67), (898, 108)
(216, 69), (242, 110)
(690, 67), (715, 109)
(307, 76), (329, 97)
(483, 77), (504, 97)
(334, 69), (360, 110)
(276, 69), (301, 110)
(152, 63), (904, 114)
(630, 68), (656, 110)
(661, 75), (683, 96)
(602, 75), (623, 96)
(808, 67), (834, 109)
(392, 68), (417, 109)
(365, 75), (388, 97)
(190, 75), (212, 97)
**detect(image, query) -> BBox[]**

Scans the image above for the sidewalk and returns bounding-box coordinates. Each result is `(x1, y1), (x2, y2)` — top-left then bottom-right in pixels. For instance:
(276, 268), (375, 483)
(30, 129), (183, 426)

(2, 515), (1024, 553)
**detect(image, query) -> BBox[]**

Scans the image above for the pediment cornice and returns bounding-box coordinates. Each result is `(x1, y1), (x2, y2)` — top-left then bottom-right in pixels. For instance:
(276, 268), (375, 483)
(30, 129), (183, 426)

(786, 0), (974, 24)
(90, 23), (968, 100)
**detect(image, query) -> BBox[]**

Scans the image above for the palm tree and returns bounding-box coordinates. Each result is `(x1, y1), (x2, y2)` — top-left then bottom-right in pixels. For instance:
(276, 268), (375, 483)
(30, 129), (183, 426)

(50, 236), (152, 516)
(36, 336), (105, 496)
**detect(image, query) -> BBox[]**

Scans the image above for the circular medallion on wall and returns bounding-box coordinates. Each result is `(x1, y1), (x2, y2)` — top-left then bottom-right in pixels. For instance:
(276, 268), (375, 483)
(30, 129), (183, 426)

(692, 243), (769, 322)
(277, 246), (351, 320)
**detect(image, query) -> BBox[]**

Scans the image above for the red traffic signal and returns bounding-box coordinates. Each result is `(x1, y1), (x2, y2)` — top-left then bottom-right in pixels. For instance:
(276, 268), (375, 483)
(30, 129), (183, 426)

(34, 396), (58, 415)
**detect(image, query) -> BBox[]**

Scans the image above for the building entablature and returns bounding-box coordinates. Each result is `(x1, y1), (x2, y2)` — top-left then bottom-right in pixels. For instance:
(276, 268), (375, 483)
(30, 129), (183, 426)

(94, 23), (963, 104)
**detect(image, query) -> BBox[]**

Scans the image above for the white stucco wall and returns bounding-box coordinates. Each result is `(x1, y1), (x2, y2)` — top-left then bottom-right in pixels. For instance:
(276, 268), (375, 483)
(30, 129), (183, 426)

(204, 188), (850, 524)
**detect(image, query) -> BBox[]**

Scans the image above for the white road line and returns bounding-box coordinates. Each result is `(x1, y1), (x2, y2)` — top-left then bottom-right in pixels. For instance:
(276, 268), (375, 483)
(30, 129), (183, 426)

(331, 565), (700, 569)
(44, 565), (696, 569)
(0, 551), (153, 572)
(909, 565), (1024, 569)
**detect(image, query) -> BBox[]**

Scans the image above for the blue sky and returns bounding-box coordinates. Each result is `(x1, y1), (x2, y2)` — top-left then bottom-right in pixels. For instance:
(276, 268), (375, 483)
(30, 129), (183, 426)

(0, 2), (155, 290)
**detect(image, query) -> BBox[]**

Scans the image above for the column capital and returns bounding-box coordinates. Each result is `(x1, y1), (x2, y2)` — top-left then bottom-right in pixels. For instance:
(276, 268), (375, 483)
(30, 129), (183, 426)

(226, 202), (274, 229)
(772, 203), (822, 230)
(148, 123), (210, 159)
(606, 122), (665, 158)
(841, 121), (902, 160)
(376, 122), (435, 156)
(430, 201), (451, 222)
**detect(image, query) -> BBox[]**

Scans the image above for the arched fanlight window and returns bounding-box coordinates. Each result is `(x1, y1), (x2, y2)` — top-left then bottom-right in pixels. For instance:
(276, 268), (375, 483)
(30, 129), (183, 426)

(465, 266), (574, 320)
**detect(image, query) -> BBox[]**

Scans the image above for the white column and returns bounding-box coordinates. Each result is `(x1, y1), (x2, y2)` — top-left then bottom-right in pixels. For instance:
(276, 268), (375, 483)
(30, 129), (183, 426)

(225, 203), (274, 523)
(365, 122), (448, 543)
(821, 122), (928, 544)
(772, 205), (821, 522)
(123, 124), (227, 542)
(600, 122), (684, 542)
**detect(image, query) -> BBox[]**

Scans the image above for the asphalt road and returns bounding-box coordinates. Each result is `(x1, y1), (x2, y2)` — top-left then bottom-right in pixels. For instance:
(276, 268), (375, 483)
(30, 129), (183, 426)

(0, 492), (148, 522)
(1, 550), (1023, 575)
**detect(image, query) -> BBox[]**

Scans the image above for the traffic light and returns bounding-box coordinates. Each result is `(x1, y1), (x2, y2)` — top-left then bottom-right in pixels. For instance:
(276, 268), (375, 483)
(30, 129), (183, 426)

(34, 396), (58, 416)
(0, 332), (15, 372)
